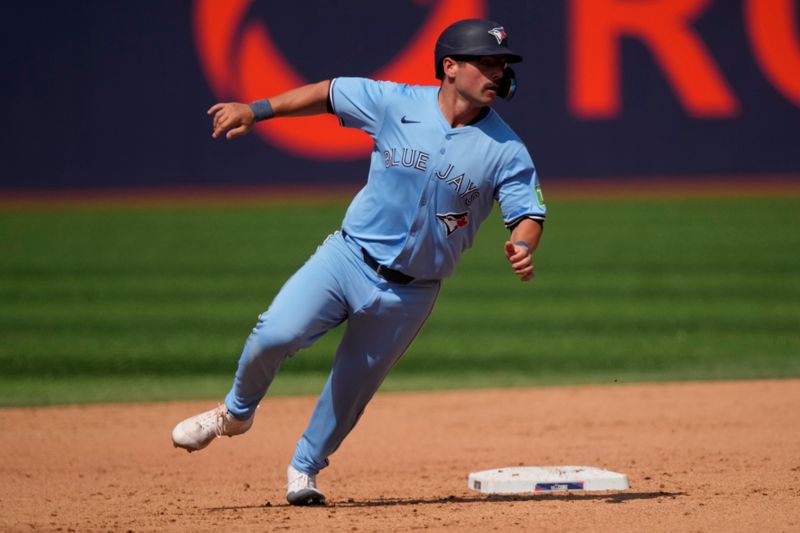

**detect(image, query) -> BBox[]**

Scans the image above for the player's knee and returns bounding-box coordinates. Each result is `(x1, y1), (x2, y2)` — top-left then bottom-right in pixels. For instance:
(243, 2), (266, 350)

(248, 323), (306, 359)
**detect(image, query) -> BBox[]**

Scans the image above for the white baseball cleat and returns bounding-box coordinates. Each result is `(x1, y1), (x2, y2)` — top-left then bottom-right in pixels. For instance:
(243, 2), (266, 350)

(171, 404), (253, 452)
(286, 464), (326, 506)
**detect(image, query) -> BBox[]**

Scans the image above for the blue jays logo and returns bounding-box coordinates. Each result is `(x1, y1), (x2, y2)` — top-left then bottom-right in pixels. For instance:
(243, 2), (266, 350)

(436, 212), (470, 236)
(488, 27), (507, 45)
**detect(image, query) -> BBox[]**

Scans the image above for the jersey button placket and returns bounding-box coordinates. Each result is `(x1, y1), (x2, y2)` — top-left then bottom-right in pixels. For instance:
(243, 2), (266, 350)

(411, 173), (433, 238)
(441, 132), (453, 154)
(413, 176), (435, 236)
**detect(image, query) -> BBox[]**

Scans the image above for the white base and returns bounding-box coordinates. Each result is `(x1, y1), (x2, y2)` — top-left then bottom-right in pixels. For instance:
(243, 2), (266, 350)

(468, 466), (629, 494)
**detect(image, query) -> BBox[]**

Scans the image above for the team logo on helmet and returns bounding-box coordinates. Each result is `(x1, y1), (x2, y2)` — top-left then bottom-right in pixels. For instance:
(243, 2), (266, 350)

(488, 27), (507, 45)
(436, 212), (470, 236)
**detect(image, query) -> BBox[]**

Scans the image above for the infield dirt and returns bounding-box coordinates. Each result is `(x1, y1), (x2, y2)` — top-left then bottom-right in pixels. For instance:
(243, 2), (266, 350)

(2, 379), (799, 532)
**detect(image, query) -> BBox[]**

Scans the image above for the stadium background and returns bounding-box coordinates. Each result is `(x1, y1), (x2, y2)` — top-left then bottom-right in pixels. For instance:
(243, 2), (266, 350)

(1, 0), (799, 405)
(3, 0), (799, 189)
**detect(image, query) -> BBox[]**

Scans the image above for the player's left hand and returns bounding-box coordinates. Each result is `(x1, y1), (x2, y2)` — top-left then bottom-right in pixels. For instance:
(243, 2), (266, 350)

(504, 241), (534, 282)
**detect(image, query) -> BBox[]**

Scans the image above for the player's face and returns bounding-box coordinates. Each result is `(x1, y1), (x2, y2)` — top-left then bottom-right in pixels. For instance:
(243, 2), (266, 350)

(453, 56), (508, 106)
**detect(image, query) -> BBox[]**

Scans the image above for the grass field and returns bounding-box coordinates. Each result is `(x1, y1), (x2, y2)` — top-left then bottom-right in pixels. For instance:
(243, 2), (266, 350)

(1, 195), (799, 406)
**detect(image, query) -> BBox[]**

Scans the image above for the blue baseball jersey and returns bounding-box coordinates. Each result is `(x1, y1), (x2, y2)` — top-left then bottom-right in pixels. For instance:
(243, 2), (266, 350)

(330, 77), (546, 281)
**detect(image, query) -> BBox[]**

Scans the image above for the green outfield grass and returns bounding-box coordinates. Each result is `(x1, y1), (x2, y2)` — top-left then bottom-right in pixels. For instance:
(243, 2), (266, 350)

(1, 195), (799, 406)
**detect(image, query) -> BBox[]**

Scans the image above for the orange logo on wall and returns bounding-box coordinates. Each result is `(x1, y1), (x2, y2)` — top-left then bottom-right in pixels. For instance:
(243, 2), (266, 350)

(193, 0), (486, 160)
(569, 0), (800, 118)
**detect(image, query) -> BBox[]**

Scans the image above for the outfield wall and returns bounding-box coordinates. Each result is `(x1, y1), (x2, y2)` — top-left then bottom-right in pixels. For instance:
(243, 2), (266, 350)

(2, 0), (799, 189)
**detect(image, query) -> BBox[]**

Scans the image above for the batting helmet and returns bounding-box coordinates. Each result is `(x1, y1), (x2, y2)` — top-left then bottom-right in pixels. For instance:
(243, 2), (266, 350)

(433, 19), (522, 100)
(434, 19), (523, 99)
(434, 19), (522, 80)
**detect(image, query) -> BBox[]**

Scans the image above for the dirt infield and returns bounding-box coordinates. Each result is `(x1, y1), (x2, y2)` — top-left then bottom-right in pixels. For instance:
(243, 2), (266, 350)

(2, 379), (799, 532)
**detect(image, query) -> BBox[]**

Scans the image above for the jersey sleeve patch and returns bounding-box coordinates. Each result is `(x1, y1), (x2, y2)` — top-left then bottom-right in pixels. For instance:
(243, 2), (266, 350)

(495, 146), (547, 227)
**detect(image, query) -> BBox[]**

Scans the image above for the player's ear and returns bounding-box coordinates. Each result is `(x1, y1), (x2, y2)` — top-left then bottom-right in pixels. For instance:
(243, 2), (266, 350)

(442, 57), (458, 80)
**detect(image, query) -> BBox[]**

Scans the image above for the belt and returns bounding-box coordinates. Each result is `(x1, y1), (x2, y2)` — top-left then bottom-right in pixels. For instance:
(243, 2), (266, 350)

(341, 230), (415, 285)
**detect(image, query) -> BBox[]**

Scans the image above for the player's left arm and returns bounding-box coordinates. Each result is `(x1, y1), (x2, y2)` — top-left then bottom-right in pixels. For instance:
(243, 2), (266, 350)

(505, 218), (543, 282)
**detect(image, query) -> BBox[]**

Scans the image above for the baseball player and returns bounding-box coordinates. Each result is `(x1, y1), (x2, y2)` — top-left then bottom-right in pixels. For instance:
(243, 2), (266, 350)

(172, 18), (546, 506)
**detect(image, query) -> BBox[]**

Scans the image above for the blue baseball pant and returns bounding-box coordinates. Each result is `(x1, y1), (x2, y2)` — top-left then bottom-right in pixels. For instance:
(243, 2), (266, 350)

(224, 232), (440, 474)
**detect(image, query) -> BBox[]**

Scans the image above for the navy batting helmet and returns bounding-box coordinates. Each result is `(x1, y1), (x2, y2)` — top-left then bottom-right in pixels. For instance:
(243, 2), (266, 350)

(434, 19), (523, 79)
(434, 19), (523, 99)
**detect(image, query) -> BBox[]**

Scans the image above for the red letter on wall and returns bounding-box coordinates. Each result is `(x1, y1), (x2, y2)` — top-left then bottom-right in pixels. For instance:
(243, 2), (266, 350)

(746, 0), (800, 108)
(569, 0), (740, 118)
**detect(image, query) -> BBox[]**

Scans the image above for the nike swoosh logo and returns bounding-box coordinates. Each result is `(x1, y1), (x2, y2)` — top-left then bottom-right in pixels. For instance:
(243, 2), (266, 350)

(401, 116), (421, 124)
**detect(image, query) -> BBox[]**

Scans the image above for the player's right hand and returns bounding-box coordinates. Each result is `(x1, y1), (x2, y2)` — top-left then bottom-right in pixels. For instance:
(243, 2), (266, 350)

(207, 102), (255, 140)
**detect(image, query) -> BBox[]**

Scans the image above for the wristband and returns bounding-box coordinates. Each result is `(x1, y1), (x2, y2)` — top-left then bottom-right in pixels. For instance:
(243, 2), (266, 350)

(249, 99), (275, 121)
(514, 240), (530, 249)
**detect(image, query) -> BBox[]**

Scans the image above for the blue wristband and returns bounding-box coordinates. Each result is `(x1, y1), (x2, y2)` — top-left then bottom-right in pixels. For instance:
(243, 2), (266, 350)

(249, 99), (275, 121)
(514, 240), (530, 250)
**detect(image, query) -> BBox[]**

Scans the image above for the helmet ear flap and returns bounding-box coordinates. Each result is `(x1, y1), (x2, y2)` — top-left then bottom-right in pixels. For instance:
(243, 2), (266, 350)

(497, 67), (517, 100)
